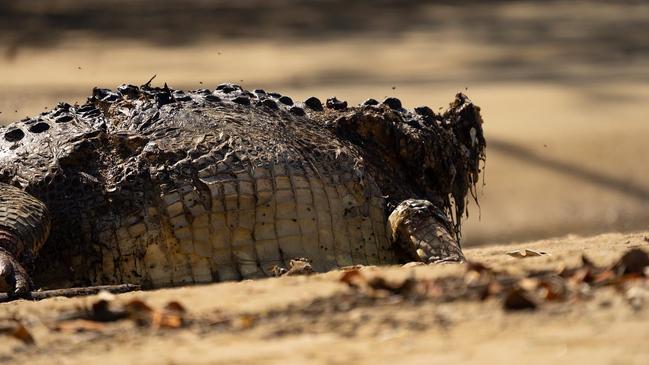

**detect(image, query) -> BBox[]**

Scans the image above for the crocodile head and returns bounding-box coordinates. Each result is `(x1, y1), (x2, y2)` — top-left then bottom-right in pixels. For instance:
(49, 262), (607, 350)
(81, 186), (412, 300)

(0, 101), (114, 198)
(0, 101), (122, 286)
(326, 93), (486, 231)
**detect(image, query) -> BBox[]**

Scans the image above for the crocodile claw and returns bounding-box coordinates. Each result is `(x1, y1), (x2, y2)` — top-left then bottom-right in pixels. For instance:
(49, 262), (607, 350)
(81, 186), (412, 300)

(388, 199), (465, 264)
(0, 248), (32, 296)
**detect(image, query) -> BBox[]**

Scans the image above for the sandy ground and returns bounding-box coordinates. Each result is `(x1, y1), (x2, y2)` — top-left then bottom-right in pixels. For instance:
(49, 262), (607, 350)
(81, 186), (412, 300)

(1, 231), (648, 365)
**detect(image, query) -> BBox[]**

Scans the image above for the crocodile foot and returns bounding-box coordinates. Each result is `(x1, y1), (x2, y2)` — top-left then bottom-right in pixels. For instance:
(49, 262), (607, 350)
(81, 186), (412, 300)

(0, 248), (32, 296)
(388, 199), (465, 264)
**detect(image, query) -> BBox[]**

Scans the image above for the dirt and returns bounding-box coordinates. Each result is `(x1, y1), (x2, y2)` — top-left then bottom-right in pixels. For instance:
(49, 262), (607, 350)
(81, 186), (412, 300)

(1, 231), (648, 364)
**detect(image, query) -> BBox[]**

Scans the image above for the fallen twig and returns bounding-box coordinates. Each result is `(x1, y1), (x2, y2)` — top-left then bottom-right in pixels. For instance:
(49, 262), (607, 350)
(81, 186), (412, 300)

(0, 284), (140, 303)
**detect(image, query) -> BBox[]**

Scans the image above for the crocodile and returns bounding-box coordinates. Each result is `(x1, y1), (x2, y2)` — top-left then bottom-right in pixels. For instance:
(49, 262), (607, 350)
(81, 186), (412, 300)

(0, 82), (485, 295)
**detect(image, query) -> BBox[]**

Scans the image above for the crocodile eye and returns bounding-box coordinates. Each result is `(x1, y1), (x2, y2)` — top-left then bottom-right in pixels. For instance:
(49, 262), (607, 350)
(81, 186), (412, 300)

(29, 122), (50, 133)
(4, 127), (24, 142)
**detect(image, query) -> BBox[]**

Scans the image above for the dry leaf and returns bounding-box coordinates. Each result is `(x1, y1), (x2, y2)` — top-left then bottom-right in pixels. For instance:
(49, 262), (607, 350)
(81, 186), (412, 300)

(269, 265), (287, 277)
(125, 298), (154, 313)
(164, 301), (186, 313)
(503, 288), (537, 311)
(235, 314), (257, 330)
(152, 301), (188, 329)
(11, 322), (35, 345)
(592, 270), (616, 285)
(612, 249), (649, 276)
(57, 297), (187, 330)
(0, 320), (35, 345)
(625, 285), (649, 310)
(402, 261), (425, 268)
(517, 278), (539, 291)
(339, 269), (365, 288)
(466, 261), (492, 273)
(55, 319), (107, 333)
(367, 276), (418, 296)
(90, 298), (128, 322)
(506, 249), (548, 258)
(285, 258), (314, 276)
(537, 278), (567, 301)
(152, 311), (184, 329)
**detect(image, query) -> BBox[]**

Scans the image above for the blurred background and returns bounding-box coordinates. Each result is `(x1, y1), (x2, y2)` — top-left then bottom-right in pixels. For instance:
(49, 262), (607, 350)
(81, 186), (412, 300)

(1, 0), (647, 246)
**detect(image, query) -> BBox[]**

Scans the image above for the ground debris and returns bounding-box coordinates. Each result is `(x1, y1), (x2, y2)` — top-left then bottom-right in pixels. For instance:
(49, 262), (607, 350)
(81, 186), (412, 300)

(337, 248), (649, 312)
(506, 249), (548, 258)
(25, 248), (649, 342)
(55, 294), (187, 332)
(0, 319), (35, 345)
(503, 288), (537, 311)
(285, 258), (314, 276)
(270, 258), (314, 277)
(625, 283), (649, 311)
(612, 249), (649, 276)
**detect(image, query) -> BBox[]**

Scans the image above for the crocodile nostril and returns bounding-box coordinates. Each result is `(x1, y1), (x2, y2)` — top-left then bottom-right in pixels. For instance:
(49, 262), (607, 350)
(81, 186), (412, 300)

(28, 122), (50, 133)
(4, 127), (25, 142)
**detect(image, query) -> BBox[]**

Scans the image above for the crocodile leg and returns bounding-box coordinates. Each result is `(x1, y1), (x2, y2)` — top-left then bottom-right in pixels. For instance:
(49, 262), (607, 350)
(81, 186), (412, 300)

(0, 245), (32, 295)
(0, 183), (51, 295)
(387, 199), (465, 263)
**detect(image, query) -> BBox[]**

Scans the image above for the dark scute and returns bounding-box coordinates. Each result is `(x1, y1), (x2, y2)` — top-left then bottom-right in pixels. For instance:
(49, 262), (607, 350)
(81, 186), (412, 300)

(172, 91), (192, 102)
(216, 83), (240, 94)
(414, 106), (435, 118)
(92, 87), (121, 102)
(254, 89), (266, 95)
(362, 98), (379, 106)
(267, 92), (281, 98)
(278, 96), (294, 105)
(92, 87), (110, 99)
(28, 122), (50, 133)
(75, 103), (101, 119)
(382, 97), (402, 110)
(117, 84), (140, 99)
(326, 97), (347, 110)
(304, 97), (323, 111)
(204, 94), (221, 103)
(405, 119), (423, 129)
(261, 98), (279, 110)
(155, 91), (175, 107)
(103, 93), (121, 102)
(55, 115), (74, 123)
(56, 102), (72, 112)
(289, 106), (305, 116)
(223, 87), (236, 94)
(76, 104), (95, 113)
(4, 127), (25, 142)
(233, 96), (251, 105)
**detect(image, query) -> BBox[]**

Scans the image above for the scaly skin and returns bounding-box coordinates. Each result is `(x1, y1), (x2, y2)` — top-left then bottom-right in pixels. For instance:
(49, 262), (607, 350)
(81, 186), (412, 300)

(0, 83), (485, 292)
